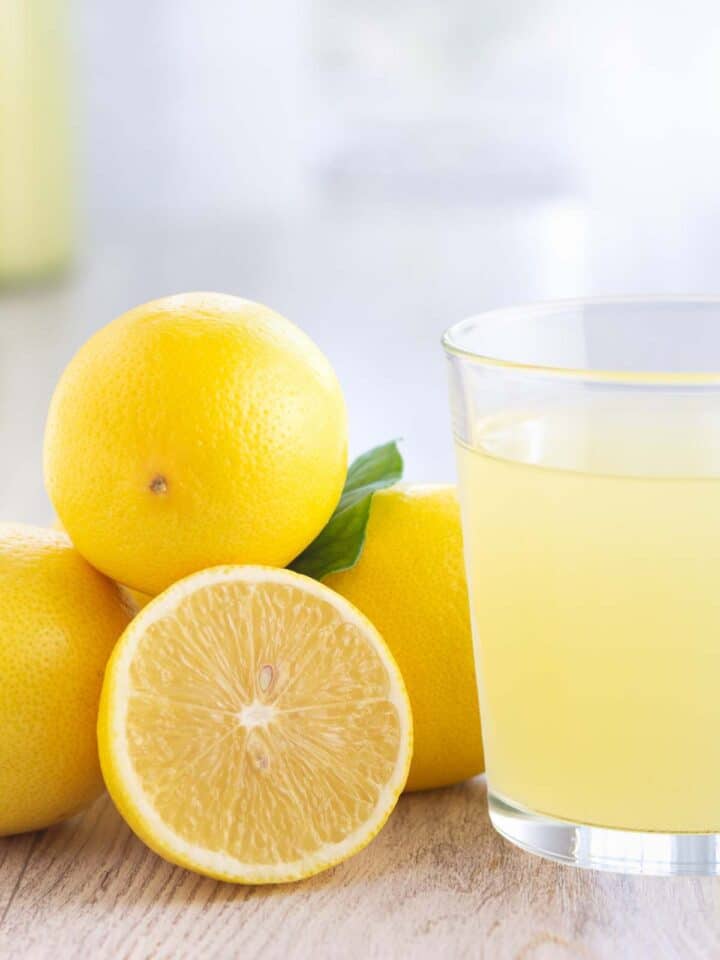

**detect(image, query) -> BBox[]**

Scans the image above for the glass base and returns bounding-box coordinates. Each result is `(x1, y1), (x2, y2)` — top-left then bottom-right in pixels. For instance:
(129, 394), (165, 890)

(488, 790), (720, 876)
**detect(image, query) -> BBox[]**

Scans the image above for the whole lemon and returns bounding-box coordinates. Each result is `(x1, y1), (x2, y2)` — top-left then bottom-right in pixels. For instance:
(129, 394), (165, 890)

(44, 293), (347, 595)
(325, 484), (483, 791)
(0, 524), (133, 835)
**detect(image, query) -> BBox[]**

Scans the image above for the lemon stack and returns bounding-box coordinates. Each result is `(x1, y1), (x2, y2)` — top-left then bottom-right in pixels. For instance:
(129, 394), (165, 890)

(1, 292), (482, 883)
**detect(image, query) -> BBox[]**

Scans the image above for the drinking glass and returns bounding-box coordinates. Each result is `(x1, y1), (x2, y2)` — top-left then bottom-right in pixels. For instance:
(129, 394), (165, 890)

(443, 297), (720, 875)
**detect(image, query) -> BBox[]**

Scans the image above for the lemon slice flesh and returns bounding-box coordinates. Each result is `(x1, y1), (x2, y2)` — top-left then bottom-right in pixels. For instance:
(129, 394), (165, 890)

(98, 566), (412, 883)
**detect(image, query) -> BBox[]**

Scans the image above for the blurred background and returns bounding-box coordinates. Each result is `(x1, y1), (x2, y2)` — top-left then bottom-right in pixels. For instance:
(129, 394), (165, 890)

(3, 0), (720, 521)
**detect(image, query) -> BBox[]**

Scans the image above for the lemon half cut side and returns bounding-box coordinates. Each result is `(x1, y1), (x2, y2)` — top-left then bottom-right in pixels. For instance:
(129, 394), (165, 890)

(98, 565), (412, 884)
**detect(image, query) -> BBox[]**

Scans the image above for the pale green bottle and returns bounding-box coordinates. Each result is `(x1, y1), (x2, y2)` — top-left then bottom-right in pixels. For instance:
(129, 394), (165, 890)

(0, 0), (72, 285)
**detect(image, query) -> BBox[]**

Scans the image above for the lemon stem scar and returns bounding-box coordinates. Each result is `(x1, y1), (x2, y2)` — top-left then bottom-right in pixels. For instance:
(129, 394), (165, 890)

(149, 475), (168, 495)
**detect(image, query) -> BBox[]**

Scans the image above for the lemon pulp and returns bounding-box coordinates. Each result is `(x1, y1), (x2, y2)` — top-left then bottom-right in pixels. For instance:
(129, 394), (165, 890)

(99, 566), (412, 883)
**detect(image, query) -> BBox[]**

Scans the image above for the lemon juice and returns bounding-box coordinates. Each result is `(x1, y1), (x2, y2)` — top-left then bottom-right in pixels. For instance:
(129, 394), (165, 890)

(457, 404), (720, 833)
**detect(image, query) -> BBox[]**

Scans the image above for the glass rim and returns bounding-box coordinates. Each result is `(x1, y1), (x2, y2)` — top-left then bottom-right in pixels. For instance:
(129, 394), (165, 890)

(441, 295), (720, 385)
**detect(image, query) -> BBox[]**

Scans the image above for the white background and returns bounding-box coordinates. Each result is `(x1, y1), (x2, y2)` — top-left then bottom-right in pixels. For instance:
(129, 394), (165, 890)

(4, 0), (720, 521)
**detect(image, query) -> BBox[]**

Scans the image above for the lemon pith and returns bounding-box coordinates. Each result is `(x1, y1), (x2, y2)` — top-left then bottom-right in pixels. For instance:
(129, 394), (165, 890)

(98, 566), (412, 883)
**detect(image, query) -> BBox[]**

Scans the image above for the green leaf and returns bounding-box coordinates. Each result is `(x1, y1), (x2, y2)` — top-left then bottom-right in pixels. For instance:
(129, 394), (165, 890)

(289, 440), (403, 581)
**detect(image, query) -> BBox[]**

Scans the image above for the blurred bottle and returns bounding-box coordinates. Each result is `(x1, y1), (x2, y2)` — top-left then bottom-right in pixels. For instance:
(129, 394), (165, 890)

(0, 0), (72, 286)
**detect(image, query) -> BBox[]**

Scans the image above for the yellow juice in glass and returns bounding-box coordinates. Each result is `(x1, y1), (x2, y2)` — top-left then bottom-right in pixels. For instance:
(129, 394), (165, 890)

(457, 406), (720, 833)
(0, 0), (72, 284)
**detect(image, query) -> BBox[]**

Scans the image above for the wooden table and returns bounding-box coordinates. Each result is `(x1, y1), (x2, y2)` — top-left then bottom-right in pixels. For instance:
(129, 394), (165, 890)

(1, 778), (718, 959)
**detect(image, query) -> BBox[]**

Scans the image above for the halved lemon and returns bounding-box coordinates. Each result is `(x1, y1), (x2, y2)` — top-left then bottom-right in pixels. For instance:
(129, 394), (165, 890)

(98, 566), (412, 883)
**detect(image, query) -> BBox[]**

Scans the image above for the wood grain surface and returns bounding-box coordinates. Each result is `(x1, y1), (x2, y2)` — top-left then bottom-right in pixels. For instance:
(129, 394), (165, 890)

(1, 777), (719, 960)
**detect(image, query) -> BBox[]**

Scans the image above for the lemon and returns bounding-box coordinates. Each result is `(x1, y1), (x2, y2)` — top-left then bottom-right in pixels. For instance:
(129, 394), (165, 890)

(44, 292), (347, 596)
(53, 518), (153, 614)
(0, 524), (134, 835)
(325, 484), (483, 792)
(123, 587), (152, 611)
(98, 565), (412, 883)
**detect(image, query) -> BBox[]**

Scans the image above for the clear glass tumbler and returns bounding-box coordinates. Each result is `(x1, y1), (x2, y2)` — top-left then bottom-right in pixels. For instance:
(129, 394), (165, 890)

(443, 297), (720, 876)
